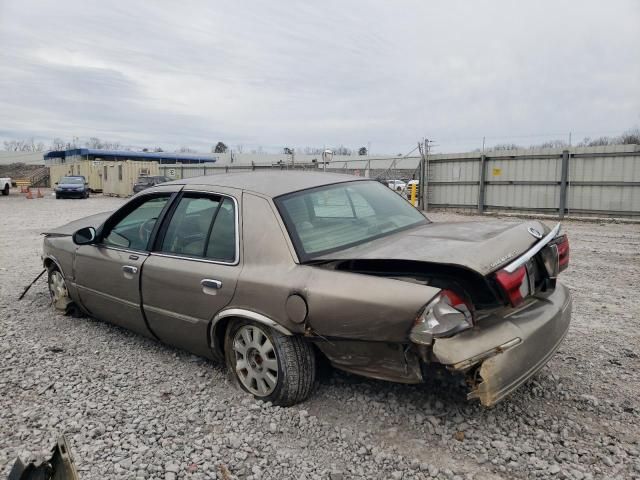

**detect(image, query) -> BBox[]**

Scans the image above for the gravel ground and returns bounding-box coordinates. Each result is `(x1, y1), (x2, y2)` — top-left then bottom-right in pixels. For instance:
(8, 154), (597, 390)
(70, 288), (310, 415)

(1, 189), (639, 480)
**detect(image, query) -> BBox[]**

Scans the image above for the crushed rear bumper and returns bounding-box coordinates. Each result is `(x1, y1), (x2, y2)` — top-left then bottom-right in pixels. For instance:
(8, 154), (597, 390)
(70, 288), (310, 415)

(432, 282), (572, 406)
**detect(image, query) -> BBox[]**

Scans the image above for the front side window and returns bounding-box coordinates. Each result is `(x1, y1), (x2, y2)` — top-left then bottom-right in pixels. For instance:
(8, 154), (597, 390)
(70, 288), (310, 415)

(102, 195), (170, 250)
(275, 181), (427, 260)
(160, 194), (236, 262)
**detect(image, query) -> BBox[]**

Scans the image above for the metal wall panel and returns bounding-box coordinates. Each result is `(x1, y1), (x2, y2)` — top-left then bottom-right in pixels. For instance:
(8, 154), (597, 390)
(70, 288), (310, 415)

(430, 184), (478, 206)
(485, 184), (560, 210)
(485, 156), (561, 181)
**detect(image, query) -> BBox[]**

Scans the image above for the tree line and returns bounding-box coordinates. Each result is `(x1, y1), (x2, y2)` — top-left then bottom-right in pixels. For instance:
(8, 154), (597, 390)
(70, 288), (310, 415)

(4, 129), (639, 155)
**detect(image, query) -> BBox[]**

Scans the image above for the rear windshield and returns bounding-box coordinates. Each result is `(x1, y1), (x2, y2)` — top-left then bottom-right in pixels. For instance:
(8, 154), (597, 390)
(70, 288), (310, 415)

(60, 177), (84, 184)
(137, 177), (153, 184)
(275, 180), (427, 261)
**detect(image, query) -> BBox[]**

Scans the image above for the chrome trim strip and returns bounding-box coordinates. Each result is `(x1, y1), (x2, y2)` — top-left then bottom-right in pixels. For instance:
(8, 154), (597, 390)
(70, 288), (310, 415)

(100, 245), (150, 256)
(452, 337), (522, 370)
(150, 252), (238, 266)
(503, 223), (561, 273)
(212, 308), (292, 335)
(76, 285), (139, 309)
(143, 304), (200, 324)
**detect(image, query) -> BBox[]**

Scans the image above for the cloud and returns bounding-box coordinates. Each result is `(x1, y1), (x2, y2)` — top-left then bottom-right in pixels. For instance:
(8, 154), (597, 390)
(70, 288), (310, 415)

(0, 0), (638, 153)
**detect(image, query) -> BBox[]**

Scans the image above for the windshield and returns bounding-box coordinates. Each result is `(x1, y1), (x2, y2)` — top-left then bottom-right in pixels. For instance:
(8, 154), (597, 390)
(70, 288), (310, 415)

(275, 180), (428, 261)
(60, 177), (84, 184)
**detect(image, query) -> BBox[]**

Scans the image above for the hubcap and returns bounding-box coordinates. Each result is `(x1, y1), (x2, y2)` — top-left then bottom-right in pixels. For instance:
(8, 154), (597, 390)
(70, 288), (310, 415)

(233, 325), (278, 396)
(49, 271), (68, 302)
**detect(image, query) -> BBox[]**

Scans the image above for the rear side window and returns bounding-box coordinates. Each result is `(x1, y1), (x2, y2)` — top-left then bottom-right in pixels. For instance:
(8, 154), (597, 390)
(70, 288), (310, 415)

(159, 195), (236, 262)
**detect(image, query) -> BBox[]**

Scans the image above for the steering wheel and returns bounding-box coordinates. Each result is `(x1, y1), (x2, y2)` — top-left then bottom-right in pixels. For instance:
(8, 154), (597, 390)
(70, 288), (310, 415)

(138, 217), (157, 244)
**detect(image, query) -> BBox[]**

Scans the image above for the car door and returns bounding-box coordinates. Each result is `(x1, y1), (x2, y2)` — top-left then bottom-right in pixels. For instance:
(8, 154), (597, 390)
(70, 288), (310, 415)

(73, 189), (177, 337)
(140, 188), (241, 357)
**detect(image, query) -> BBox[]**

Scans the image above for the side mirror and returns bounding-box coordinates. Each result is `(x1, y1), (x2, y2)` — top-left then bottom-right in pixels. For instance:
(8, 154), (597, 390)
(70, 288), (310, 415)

(72, 226), (96, 245)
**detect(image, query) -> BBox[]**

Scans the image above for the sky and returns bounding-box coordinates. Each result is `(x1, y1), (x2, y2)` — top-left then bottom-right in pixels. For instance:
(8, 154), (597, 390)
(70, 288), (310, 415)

(1, 1), (639, 154)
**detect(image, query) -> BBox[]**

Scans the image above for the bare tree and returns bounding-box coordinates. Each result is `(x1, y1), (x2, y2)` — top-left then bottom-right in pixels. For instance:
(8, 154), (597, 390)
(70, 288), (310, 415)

(489, 143), (523, 151)
(533, 140), (568, 149)
(620, 128), (640, 145)
(3, 138), (45, 152)
(50, 137), (66, 151)
(235, 144), (244, 154)
(178, 146), (196, 153)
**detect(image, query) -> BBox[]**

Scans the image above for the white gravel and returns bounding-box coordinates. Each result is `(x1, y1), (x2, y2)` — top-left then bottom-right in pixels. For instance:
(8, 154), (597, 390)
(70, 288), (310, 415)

(1, 189), (639, 479)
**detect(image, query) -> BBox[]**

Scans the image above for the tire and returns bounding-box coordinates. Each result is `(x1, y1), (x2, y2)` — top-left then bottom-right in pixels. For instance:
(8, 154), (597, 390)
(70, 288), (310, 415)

(55, 194), (60, 199)
(225, 319), (316, 406)
(47, 266), (74, 314)
(2, 184), (8, 195)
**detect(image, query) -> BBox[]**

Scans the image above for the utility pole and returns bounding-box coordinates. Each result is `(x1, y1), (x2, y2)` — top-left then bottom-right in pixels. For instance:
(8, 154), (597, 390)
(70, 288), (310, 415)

(418, 138), (434, 211)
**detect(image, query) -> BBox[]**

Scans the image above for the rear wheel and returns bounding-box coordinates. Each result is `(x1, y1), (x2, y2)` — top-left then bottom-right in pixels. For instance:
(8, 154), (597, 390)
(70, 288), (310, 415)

(225, 320), (316, 406)
(47, 267), (74, 314)
(2, 184), (8, 195)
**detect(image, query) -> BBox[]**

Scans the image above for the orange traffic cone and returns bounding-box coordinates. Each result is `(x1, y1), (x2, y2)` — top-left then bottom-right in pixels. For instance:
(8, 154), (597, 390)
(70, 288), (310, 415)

(25, 188), (33, 199)
(37, 188), (43, 198)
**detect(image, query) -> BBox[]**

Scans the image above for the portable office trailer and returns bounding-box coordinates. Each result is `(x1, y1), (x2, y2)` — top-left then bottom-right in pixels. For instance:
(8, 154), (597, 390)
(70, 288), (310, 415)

(102, 160), (160, 197)
(49, 161), (104, 191)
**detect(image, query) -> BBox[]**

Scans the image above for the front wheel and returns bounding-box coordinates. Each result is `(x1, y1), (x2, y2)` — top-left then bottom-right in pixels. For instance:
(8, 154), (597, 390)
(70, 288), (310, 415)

(2, 185), (8, 196)
(47, 267), (74, 314)
(225, 320), (316, 406)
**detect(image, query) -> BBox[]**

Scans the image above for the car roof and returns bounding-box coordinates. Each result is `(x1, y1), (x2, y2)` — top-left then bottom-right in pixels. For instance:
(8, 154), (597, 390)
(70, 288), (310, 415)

(164, 171), (368, 197)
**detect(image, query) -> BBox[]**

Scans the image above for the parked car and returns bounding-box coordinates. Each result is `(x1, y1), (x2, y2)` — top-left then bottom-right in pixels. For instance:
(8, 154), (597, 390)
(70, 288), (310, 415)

(387, 179), (407, 192)
(133, 175), (170, 194)
(42, 172), (571, 407)
(1, 177), (11, 196)
(55, 176), (90, 199)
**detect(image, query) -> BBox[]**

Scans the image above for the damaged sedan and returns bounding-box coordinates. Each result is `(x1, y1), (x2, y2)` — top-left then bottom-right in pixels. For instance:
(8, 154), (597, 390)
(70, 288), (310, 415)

(42, 172), (571, 406)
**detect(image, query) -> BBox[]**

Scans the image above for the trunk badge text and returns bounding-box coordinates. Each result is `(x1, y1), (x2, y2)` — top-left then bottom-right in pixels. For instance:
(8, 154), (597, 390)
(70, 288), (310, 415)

(528, 227), (543, 239)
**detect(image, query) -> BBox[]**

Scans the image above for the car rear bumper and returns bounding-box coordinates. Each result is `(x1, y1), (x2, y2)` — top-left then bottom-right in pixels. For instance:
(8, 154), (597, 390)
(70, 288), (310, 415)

(56, 191), (86, 198)
(432, 282), (572, 406)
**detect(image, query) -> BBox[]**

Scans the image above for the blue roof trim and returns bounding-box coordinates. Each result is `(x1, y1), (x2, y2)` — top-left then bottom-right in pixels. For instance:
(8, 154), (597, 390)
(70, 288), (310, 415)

(44, 148), (218, 164)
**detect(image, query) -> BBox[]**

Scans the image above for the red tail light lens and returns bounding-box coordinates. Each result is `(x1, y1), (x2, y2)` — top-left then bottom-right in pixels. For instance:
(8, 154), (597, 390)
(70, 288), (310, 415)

(555, 234), (570, 272)
(495, 265), (527, 307)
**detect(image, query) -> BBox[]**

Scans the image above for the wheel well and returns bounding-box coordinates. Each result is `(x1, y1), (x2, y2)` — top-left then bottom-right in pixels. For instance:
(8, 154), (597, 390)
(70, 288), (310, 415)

(209, 316), (233, 361)
(43, 258), (55, 271)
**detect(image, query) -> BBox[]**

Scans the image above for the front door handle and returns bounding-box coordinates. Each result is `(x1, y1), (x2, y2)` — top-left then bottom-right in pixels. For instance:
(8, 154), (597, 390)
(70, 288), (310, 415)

(122, 265), (138, 275)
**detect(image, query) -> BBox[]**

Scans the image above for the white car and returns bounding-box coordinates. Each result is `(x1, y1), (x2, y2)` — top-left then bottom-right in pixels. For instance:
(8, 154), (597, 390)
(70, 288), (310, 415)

(1, 177), (11, 196)
(387, 179), (406, 192)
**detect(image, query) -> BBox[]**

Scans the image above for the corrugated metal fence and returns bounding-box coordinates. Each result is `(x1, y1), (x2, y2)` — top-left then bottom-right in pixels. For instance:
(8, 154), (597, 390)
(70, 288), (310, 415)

(158, 144), (640, 217)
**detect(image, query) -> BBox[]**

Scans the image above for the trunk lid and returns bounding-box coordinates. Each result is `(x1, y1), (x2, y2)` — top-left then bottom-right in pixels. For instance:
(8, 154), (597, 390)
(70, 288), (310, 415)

(313, 220), (550, 276)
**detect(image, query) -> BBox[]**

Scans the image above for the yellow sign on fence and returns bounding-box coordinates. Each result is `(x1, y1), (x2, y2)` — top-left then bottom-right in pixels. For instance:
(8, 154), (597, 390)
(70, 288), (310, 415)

(492, 167), (502, 177)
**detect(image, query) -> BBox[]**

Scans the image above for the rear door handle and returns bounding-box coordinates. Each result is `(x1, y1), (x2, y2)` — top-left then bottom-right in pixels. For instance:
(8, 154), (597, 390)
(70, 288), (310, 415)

(122, 265), (138, 275)
(201, 279), (222, 290)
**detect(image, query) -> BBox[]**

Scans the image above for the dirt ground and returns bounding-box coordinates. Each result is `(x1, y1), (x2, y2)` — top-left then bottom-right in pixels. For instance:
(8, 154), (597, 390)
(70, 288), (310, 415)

(1, 189), (639, 479)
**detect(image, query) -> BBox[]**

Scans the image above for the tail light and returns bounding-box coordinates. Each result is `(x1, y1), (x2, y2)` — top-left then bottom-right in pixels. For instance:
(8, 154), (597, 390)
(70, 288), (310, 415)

(495, 265), (527, 307)
(409, 289), (473, 346)
(554, 234), (570, 272)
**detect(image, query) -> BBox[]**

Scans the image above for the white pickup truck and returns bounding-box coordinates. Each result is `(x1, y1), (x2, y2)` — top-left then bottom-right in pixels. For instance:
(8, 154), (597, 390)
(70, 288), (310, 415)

(1, 177), (11, 196)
